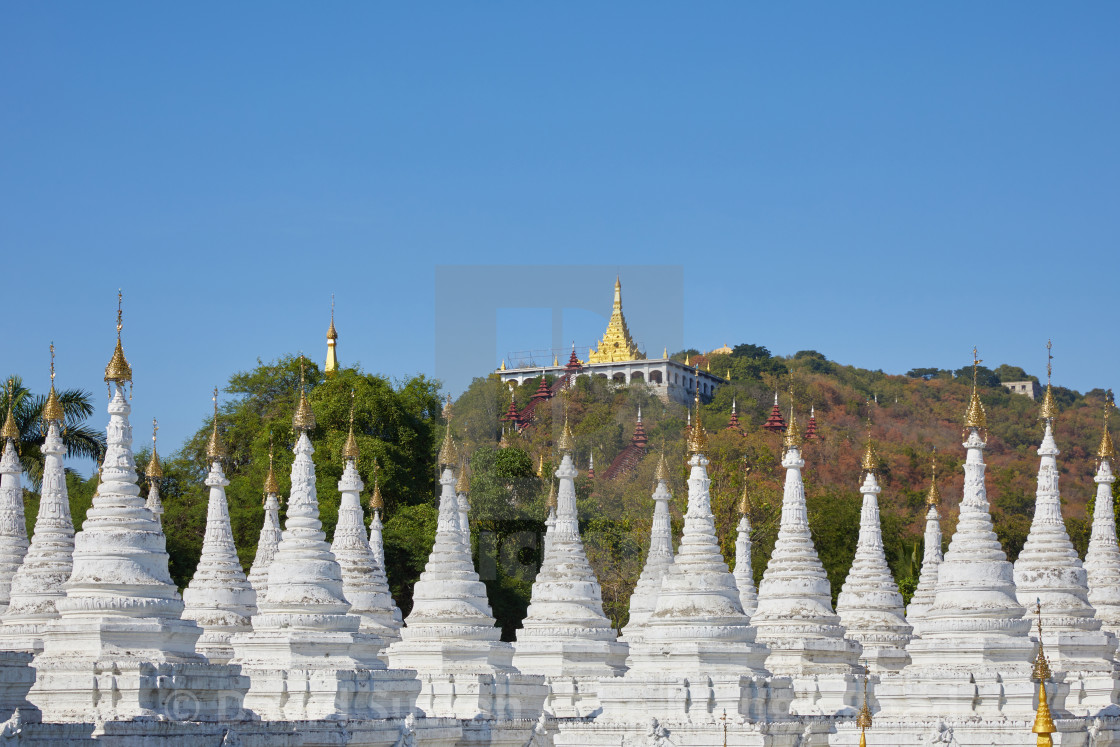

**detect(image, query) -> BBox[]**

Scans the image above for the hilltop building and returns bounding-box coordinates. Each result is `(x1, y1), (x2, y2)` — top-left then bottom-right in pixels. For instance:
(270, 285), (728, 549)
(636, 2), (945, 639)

(497, 278), (724, 405)
(1004, 380), (1041, 399)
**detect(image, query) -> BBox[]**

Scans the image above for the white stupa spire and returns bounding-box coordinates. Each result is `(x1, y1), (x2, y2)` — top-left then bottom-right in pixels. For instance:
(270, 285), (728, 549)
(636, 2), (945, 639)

(182, 389), (256, 664)
(621, 452), (675, 641)
(905, 457), (943, 635)
(331, 396), (400, 647)
(246, 443), (283, 598)
(0, 379), (29, 614)
(0, 349), (74, 653)
(365, 470), (402, 644)
(733, 475), (758, 616)
(1012, 358), (1115, 690)
(835, 433), (912, 673)
(1085, 396), (1120, 643)
(514, 415), (626, 693)
(144, 418), (164, 526)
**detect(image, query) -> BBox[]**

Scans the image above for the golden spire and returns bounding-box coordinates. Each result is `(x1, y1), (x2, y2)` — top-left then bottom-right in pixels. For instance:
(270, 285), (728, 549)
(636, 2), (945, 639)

(860, 420), (877, 475)
(1, 379), (18, 443)
(500, 359), (507, 371)
(738, 468), (752, 515)
(557, 411), (575, 453)
(437, 394), (459, 467)
(1039, 339), (1057, 421)
(655, 450), (670, 482)
(546, 479), (557, 511)
(147, 418), (163, 480)
(663, 347), (668, 359)
(292, 356), (317, 432)
(42, 343), (65, 425)
(104, 290), (133, 387)
(856, 672), (872, 745)
(1032, 601), (1056, 747)
(964, 347), (987, 430)
(1097, 392), (1115, 463)
(587, 276), (645, 363)
(926, 452), (941, 507)
(369, 476), (385, 512)
(206, 386), (228, 461)
(783, 386), (802, 450)
(325, 294), (339, 378)
(342, 389), (359, 463)
(536, 453), (545, 478)
(264, 435), (280, 495)
(687, 385), (708, 455)
(456, 461), (470, 493)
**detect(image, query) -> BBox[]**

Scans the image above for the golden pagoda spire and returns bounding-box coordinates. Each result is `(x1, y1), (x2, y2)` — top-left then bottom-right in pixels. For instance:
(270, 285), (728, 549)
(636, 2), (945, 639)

(1039, 340), (1057, 421)
(546, 479), (557, 512)
(1, 379), (18, 444)
(103, 290), (133, 392)
(783, 385), (802, 450)
(325, 294), (339, 378)
(536, 453), (545, 478)
(687, 384), (708, 455)
(926, 451), (941, 508)
(964, 347), (987, 430)
(292, 356), (317, 432)
(1097, 391), (1115, 464)
(456, 460), (470, 493)
(342, 389), (359, 463)
(264, 434), (280, 498)
(147, 418), (163, 481)
(587, 276), (645, 363)
(557, 410), (575, 453)
(1032, 601), (1056, 747)
(655, 450), (670, 483)
(437, 394), (459, 467)
(860, 418), (877, 475)
(206, 386), (228, 462)
(369, 475), (385, 512)
(856, 670), (873, 747)
(42, 342), (65, 426)
(738, 467), (752, 515)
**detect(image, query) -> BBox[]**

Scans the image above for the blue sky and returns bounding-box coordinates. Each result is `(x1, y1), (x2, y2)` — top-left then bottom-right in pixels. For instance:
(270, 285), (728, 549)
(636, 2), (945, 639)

(2, 3), (1117, 469)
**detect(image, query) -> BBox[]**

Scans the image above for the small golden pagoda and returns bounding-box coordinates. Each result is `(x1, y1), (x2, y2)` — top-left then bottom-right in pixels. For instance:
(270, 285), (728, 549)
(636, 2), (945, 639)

(587, 277), (645, 364)
(325, 295), (339, 378)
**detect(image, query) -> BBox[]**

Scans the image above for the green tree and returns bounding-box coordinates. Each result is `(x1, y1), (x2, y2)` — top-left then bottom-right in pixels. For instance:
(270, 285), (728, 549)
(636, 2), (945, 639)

(0, 376), (104, 486)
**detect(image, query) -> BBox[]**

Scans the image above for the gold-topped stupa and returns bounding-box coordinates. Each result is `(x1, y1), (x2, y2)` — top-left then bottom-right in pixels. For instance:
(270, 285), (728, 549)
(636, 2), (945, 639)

(104, 291), (133, 388)
(292, 357), (317, 432)
(206, 387), (228, 462)
(687, 386), (708, 455)
(587, 277), (645, 364)
(964, 347), (987, 431)
(1098, 393), (1115, 463)
(342, 390), (359, 463)
(42, 343), (65, 426)
(1, 379), (19, 443)
(325, 295), (339, 378)
(148, 418), (163, 481)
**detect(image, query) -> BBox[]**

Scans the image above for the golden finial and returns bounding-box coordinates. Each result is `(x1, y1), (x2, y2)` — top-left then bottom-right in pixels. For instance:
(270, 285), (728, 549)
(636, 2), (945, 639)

(783, 386), (802, 450)
(1, 379), (18, 443)
(369, 475), (385, 512)
(926, 451), (941, 507)
(147, 418), (163, 480)
(500, 359), (507, 371)
(206, 386), (228, 461)
(738, 467), (752, 515)
(1031, 600), (1056, 746)
(557, 411), (575, 453)
(964, 347), (987, 430)
(1039, 340), (1057, 421)
(103, 290), (133, 387)
(342, 389), (360, 463)
(663, 347), (668, 359)
(546, 479), (557, 511)
(687, 385), (708, 455)
(856, 670), (872, 743)
(327, 294), (338, 340)
(655, 450), (670, 482)
(456, 461), (470, 493)
(1031, 600), (1051, 681)
(42, 342), (65, 425)
(861, 419), (877, 474)
(685, 354), (690, 365)
(264, 435), (280, 495)
(1097, 392), (1115, 463)
(292, 356), (317, 432)
(437, 395), (459, 467)
(536, 453), (545, 478)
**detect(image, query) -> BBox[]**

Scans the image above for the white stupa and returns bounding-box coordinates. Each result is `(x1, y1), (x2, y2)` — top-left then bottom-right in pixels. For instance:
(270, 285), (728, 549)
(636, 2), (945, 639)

(230, 359), (418, 720)
(387, 400), (546, 720)
(835, 432), (912, 673)
(366, 470), (403, 642)
(619, 452), (675, 645)
(0, 381), (29, 615)
(0, 350), (76, 654)
(734, 476), (758, 617)
(904, 459), (944, 637)
(513, 415), (627, 717)
(246, 446), (283, 599)
(28, 300), (248, 722)
(181, 390), (257, 665)
(1085, 399), (1120, 648)
(876, 356), (1036, 726)
(331, 397), (401, 649)
(751, 402), (862, 714)
(1011, 369), (1117, 713)
(144, 419), (164, 527)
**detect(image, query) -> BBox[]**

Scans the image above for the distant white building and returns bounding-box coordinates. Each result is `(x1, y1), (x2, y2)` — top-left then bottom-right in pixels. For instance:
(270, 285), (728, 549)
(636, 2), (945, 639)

(1003, 380), (1041, 400)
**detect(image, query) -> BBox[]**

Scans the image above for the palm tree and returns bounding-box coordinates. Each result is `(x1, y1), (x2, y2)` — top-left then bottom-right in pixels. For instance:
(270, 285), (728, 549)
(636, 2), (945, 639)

(1, 376), (105, 487)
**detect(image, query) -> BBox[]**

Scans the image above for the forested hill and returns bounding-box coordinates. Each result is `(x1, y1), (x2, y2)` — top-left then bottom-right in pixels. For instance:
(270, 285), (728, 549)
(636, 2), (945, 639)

(28, 345), (1117, 641)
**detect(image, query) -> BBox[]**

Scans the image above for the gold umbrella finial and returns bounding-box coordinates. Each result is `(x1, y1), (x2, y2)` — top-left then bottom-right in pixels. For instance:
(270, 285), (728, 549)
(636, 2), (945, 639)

(292, 355), (317, 432)
(437, 395), (459, 467)
(147, 417), (163, 481)
(1039, 340), (1058, 421)
(206, 386), (227, 461)
(42, 342), (65, 426)
(1, 379), (18, 444)
(783, 384), (802, 450)
(655, 450), (671, 483)
(861, 415), (877, 475)
(103, 290), (133, 390)
(964, 347), (987, 430)
(263, 433), (280, 500)
(926, 450), (941, 507)
(739, 467), (752, 515)
(1098, 391), (1115, 464)
(342, 389), (360, 463)
(687, 384), (708, 455)
(1032, 600), (1056, 746)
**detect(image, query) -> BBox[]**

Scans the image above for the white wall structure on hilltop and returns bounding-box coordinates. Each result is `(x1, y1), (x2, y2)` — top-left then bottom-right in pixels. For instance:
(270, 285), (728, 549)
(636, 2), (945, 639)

(513, 416), (627, 717)
(835, 436), (912, 673)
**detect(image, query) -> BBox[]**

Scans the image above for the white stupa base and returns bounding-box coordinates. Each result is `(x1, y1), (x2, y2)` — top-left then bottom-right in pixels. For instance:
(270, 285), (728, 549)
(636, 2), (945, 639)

(0, 621), (47, 655)
(232, 613), (384, 670)
(412, 671), (548, 720)
(512, 637), (628, 678)
(758, 634), (862, 679)
(35, 615), (205, 663)
(874, 664), (1037, 720)
(4, 718), (304, 747)
(540, 674), (613, 718)
(238, 666), (421, 721)
(1044, 669), (1120, 718)
(459, 717), (558, 747)
(829, 716), (1120, 747)
(849, 638), (910, 674)
(556, 715), (816, 747)
(627, 637), (772, 677)
(596, 674), (795, 723)
(25, 657), (248, 723)
(1038, 627), (1118, 677)
(387, 635), (517, 675)
(787, 674), (864, 717)
(0, 651), (33, 721)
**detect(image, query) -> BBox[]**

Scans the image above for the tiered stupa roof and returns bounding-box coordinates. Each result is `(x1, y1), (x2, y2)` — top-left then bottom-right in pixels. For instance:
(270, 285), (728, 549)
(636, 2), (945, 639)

(726, 398), (742, 432)
(604, 407), (649, 480)
(763, 392), (787, 433)
(587, 277), (644, 363)
(803, 405), (818, 441)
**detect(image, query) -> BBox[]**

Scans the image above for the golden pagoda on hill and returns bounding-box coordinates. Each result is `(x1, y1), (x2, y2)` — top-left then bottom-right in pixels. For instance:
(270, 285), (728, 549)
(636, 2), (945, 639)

(587, 278), (645, 364)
